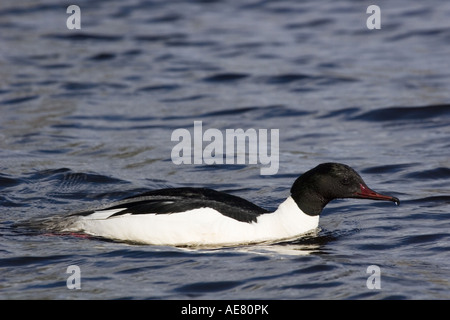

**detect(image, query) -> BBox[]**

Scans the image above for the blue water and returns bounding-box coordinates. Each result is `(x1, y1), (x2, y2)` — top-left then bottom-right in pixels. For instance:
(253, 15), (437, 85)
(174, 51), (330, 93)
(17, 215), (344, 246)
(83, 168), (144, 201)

(1, 0), (449, 300)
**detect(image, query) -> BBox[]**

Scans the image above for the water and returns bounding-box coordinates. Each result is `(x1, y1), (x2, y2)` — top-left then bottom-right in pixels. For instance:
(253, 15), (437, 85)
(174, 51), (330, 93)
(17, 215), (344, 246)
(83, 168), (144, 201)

(1, 0), (449, 300)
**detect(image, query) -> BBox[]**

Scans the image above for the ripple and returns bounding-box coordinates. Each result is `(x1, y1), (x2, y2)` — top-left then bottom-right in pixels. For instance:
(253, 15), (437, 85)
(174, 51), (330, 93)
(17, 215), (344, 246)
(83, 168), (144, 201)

(197, 106), (260, 117)
(388, 28), (450, 41)
(39, 63), (73, 69)
(361, 163), (418, 174)
(87, 53), (117, 61)
(0, 254), (72, 267)
(352, 104), (450, 122)
(1, 95), (39, 105)
(0, 3), (61, 16)
(175, 280), (241, 294)
(284, 18), (334, 29)
(192, 104), (313, 120)
(147, 13), (183, 23)
(402, 167), (450, 180)
(136, 84), (181, 92)
(133, 33), (186, 42)
(97, 248), (199, 259)
(43, 33), (123, 42)
(60, 82), (100, 91)
(22, 168), (129, 200)
(398, 232), (449, 246)
(405, 196), (450, 206)
(166, 40), (218, 47)
(202, 73), (249, 82)
(293, 264), (338, 274)
(161, 94), (209, 103)
(318, 107), (360, 119)
(263, 73), (315, 84)
(0, 174), (23, 189)
(283, 281), (342, 290)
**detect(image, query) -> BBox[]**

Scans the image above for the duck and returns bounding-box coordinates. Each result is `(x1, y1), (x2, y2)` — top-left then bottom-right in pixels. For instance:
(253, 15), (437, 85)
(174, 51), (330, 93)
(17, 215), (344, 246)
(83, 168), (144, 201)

(63, 163), (399, 247)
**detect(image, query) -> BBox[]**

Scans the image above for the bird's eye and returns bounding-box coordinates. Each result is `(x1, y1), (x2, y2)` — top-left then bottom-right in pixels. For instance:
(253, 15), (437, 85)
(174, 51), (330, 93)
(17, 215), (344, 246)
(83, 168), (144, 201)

(341, 177), (350, 185)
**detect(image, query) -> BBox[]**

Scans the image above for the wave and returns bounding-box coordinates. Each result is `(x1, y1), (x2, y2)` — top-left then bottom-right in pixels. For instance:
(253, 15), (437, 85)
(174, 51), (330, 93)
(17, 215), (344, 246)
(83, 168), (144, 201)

(351, 104), (450, 122)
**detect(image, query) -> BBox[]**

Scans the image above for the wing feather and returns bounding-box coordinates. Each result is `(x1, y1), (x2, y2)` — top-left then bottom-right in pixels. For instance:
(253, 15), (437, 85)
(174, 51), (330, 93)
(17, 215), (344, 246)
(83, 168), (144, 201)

(72, 188), (269, 223)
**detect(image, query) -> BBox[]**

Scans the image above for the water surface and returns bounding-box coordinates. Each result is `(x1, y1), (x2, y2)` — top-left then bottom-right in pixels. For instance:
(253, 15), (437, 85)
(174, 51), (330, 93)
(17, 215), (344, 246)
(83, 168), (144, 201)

(1, 0), (449, 300)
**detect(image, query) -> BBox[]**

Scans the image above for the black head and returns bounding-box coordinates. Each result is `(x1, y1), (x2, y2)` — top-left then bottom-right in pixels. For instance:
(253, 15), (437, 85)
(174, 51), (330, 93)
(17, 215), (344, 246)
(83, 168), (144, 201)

(290, 163), (400, 216)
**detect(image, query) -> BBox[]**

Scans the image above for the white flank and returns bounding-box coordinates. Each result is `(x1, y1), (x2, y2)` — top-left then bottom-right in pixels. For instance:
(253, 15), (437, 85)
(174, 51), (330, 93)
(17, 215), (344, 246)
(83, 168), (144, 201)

(65, 196), (319, 247)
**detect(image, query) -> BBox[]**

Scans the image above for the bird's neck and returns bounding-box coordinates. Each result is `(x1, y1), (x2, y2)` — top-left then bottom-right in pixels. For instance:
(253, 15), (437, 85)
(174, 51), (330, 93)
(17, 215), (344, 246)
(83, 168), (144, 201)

(290, 185), (329, 216)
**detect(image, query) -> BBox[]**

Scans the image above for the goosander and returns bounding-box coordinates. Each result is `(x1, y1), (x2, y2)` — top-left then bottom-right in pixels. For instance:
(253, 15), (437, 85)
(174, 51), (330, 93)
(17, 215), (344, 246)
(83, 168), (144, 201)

(64, 163), (399, 247)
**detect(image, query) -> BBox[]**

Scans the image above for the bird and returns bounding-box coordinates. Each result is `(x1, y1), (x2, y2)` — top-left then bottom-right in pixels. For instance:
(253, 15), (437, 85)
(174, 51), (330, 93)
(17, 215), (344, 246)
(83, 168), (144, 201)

(63, 163), (399, 247)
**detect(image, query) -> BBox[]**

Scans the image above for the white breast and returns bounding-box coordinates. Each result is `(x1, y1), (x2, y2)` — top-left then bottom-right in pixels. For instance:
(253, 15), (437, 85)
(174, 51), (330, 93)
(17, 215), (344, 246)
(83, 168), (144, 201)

(65, 196), (319, 247)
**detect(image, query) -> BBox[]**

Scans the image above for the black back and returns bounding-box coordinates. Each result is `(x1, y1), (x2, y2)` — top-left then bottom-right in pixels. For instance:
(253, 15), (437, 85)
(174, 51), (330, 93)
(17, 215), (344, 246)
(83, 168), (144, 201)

(73, 187), (269, 223)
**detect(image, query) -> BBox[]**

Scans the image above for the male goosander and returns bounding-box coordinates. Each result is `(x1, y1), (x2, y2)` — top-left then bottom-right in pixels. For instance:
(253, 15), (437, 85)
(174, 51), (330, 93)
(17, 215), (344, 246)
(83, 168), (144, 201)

(64, 163), (399, 247)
